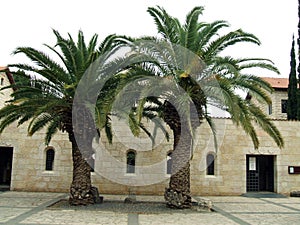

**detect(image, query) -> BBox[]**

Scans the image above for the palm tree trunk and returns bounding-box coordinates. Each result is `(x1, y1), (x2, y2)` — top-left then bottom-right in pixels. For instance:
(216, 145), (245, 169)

(68, 130), (94, 205)
(163, 101), (192, 208)
(164, 125), (192, 208)
(67, 105), (96, 206)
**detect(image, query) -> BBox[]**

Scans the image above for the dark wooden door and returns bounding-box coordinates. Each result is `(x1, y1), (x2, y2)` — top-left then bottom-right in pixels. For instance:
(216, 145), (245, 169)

(0, 147), (13, 186)
(247, 155), (274, 192)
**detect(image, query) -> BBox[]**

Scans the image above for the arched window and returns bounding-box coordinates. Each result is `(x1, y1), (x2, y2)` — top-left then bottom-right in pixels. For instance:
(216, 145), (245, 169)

(126, 151), (136, 173)
(45, 148), (55, 171)
(0, 78), (4, 85)
(206, 153), (215, 175)
(166, 152), (172, 175)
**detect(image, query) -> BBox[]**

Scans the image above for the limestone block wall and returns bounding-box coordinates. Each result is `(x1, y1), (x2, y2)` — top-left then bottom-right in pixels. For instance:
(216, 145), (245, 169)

(270, 90), (288, 120)
(95, 118), (298, 196)
(2, 122), (73, 192)
(190, 118), (251, 196)
(0, 71), (297, 196)
(189, 119), (300, 196)
(91, 117), (173, 195)
(274, 120), (300, 194)
(259, 89), (288, 120)
(1, 115), (300, 196)
(0, 71), (72, 192)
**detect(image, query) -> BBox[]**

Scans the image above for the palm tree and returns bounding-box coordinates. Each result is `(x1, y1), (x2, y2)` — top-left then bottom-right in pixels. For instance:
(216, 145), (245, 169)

(143, 6), (284, 208)
(0, 30), (128, 205)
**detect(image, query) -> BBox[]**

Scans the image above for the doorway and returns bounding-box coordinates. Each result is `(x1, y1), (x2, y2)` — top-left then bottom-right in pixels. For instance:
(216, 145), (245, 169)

(246, 155), (274, 192)
(0, 147), (13, 188)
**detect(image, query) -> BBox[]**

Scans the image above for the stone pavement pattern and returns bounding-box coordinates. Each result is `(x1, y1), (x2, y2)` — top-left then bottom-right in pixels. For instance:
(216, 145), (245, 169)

(1, 191), (300, 225)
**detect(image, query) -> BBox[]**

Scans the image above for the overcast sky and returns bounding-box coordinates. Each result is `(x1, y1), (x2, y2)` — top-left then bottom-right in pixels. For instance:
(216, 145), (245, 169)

(1, 0), (298, 77)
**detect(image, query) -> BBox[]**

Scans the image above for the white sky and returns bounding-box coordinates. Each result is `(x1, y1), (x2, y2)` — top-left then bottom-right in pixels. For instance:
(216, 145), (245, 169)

(0, 0), (298, 77)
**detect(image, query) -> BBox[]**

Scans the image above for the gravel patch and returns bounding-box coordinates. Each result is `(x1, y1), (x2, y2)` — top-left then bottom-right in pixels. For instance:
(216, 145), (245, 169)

(47, 199), (211, 214)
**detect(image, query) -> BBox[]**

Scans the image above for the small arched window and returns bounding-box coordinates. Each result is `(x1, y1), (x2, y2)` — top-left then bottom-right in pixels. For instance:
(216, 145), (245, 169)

(206, 153), (215, 175)
(1, 78), (4, 85)
(126, 151), (136, 173)
(166, 152), (172, 175)
(45, 148), (55, 171)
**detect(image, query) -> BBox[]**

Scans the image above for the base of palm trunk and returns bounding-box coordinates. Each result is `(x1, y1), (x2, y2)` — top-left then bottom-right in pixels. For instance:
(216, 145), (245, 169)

(69, 185), (96, 206)
(164, 188), (192, 209)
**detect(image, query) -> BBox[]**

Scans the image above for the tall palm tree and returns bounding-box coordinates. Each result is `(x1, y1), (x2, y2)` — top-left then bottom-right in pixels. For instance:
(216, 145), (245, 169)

(0, 30), (128, 205)
(143, 6), (284, 208)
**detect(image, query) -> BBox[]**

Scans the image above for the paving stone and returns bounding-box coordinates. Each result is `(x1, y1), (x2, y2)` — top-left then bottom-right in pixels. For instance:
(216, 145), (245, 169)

(235, 213), (300, 225)
(0, 208), (31, 223)
(0, 197), (49, 207)
(21, 210), (128, 225)
(1, 192), (300, 225)
(139, 213), (239, 225)
(213, 202), (296, 213)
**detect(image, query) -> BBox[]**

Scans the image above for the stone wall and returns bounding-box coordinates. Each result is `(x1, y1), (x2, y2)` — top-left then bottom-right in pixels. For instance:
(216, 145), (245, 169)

(0, 72), (299, 196)
(1, 123), (72, 192)
(259, 89), (288, 120)
(3, 117), (300, 196)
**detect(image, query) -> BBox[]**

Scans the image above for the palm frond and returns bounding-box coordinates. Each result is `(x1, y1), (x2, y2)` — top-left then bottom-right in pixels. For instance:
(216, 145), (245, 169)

(204, 29), (260, 60)
(147, 6), (180, 43)
(248, 103), (284, 148)
(184, 6), (204, 51)
(28, 113), (53, 136)
(0, 112), (21, 133)
(104, 117), (113, 144)
(45, 117), (60, 145)
(196, 20), (229, 54)
(52, 29), (78, 79)
(205, 114), (218, 151)
(11, 48), (69, 85)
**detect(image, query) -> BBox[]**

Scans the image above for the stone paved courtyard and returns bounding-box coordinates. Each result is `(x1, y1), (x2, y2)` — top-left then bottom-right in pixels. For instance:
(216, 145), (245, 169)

(1, 191), (300, 224)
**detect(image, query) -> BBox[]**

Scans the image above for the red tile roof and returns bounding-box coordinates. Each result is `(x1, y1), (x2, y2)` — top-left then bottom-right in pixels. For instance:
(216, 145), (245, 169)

(262, 77), (289, 89)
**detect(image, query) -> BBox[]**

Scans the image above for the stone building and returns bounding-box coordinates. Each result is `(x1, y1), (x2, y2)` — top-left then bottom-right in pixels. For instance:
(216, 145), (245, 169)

(256, 77), (289, 120)
(0, 67), (299, 196)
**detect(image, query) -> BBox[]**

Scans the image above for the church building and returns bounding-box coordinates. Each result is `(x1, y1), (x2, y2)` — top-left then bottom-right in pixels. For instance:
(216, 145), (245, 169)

(0, 67), (299, 196)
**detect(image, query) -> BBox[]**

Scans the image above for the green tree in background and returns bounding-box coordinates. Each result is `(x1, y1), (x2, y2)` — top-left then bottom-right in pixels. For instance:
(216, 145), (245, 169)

(287, 36), (298, 120)
(297, 0), (300, 119)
